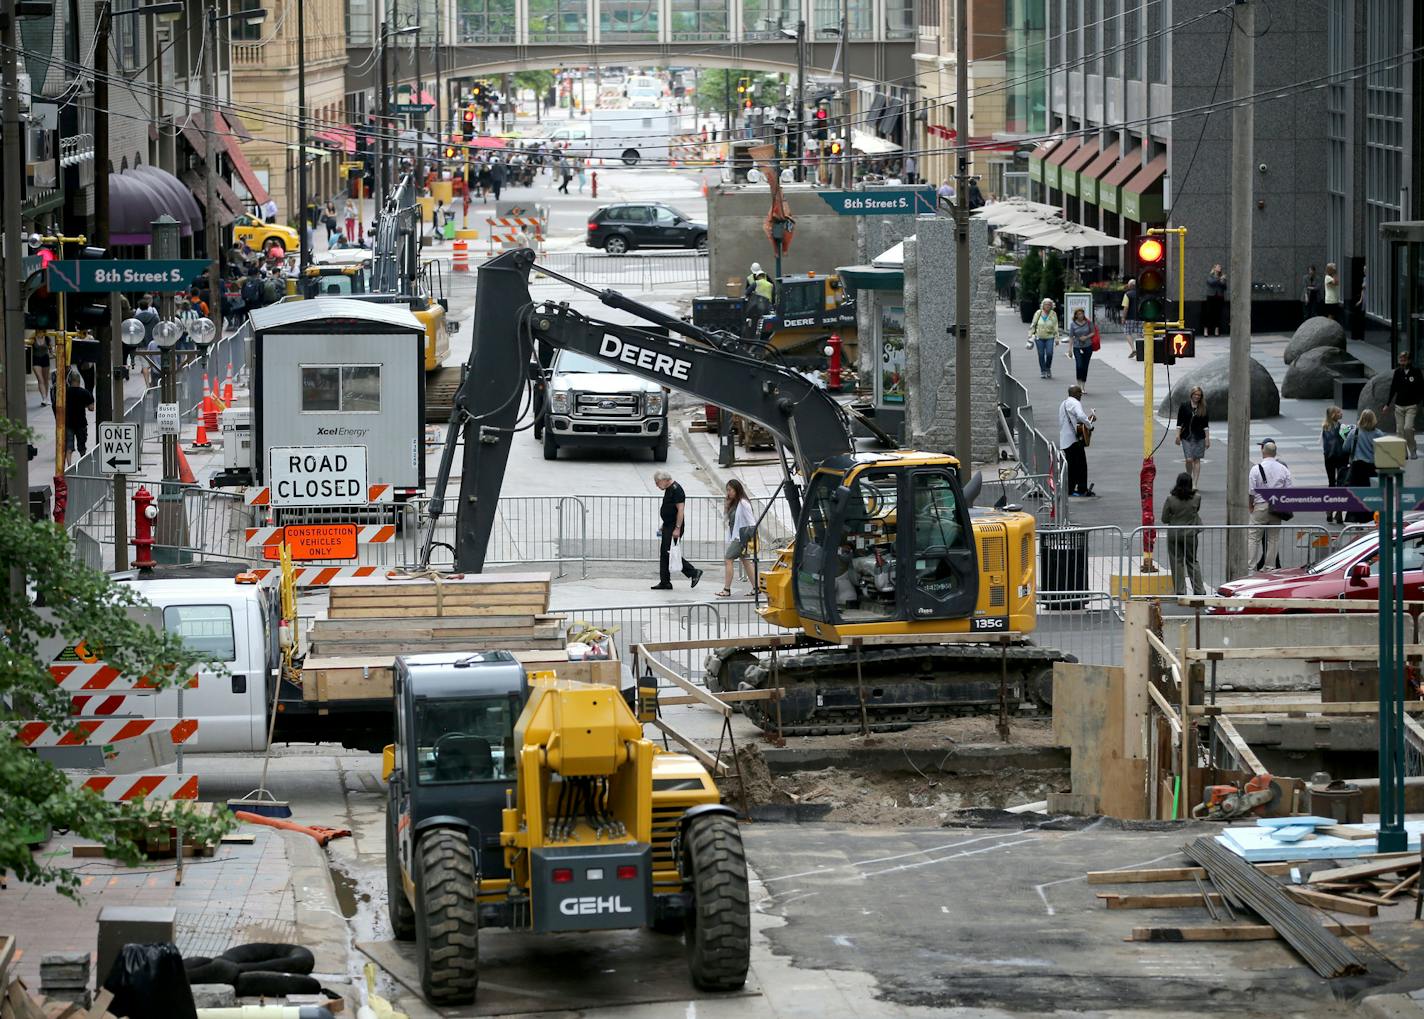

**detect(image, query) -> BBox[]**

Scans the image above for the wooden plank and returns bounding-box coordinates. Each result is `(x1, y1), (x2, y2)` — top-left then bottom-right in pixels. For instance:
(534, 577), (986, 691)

(315, 614), (539, 633)
(1176, 595), (1424, 611)
(1214, 717), (1267, 777)
(1315, 825), (1377, 841)
(651, 718), (726, 775)
(1187, 644), (1424, 662)
(1128, 921), (1370, 942)
(1307, 856), (1420, 885)
(1097, 892), (1225, 909)
(1284, 885), (1379, 916)
(1088, 862), (1293, 884)
(1145, 682), (1182, 734)
(1190, 701), (1424, 716)
(327, 601), (549, 618)
(641, 634), (802, 653)
(1144, 629), (1183, 678)
(1380, 871), (1420, 900)
(328, 572), (552, 592)
(659, 687), (783, 705)
(82, 989), (113, 1019)
(634, 646), (730, 717)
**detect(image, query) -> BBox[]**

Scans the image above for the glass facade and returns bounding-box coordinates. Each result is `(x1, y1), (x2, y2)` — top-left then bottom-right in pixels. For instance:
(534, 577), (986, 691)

(1146, 0), (1162, 83)
(1364, 0), (1405, 319)
(743, 0), (797, 38)
(670, 0), (727, 39)
(528, 0), (587, 41)
(1004, 0), (1046, 134)
(600, 0), (658, 40)
(1101, 0), (1117, 77)
(1326, 0), (1349, 276)
(1123, 0), (1139, 79)
(457, 0), (516, 42)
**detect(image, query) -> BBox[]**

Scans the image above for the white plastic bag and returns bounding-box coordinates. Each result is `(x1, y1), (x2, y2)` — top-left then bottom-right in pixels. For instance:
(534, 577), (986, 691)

(668, 541), (682, 572)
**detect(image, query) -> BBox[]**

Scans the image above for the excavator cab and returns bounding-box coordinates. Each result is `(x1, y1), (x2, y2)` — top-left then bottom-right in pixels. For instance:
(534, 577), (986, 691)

(791, 456), (979, 633)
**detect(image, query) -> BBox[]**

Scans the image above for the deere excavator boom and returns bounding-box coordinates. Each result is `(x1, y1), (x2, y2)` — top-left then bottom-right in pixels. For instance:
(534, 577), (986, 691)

(421, 248), (854, 571)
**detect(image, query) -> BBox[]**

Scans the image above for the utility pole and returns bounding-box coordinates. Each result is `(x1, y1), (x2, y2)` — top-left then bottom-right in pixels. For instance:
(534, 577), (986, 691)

(840, 0), (851, 187)
(95, 0), (126, 568)
(793, 20), (805, 182)
(2, 0), (27, 513)
(297, 0), (309, 274)
(952, 0), (971, 464)
(413, 12), (423, 185)
(722, 73), (730, 141)
(205, 7), (220, 341)
(434, 0), (441, 169)
(1225, 0), (1255, 579)
(376, 16), (389, 211)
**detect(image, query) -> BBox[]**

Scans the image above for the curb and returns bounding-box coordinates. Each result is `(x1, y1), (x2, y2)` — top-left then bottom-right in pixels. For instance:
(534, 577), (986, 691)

(279, 831), (355, 1006)
(1363, 993), (1424, 1019)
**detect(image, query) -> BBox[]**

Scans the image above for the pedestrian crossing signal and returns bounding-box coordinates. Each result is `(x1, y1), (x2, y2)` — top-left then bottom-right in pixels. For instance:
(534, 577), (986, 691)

(1165, 328), (1195, 359)
(1135, 234), (1168, 324)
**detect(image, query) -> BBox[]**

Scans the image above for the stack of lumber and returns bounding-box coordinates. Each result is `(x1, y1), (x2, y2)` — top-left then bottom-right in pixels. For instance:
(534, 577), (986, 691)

(1086, 837), (1414, 977)
(1, 938), (115, 1019)
(309, 573), (563, 656)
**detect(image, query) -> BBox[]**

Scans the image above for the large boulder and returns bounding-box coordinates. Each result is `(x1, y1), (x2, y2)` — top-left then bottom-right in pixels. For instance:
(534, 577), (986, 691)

(1358, 372), (1397, 433)
(1284, 316), (1347, 364)
(1158, 357), (1280, 422)
(1281, 347), (1372, 399)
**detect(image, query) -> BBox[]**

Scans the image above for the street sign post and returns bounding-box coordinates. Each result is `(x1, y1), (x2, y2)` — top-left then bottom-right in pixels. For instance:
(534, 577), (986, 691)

(815, 188), (937, 216)
(46, 259), (212, 294)
(97, 422), (141, 475)
(156, 403), (180, 437)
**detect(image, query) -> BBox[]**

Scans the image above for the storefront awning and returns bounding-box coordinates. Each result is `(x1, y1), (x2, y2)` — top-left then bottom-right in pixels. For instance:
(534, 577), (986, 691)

(1042, 136), (1082, 192)
(851, 130), (901, 155)
(1027, 138), (1059, 184)
(179, 113), (272, 208)
(124, 165), (199, 237)
(180, 169), (243, 226)
(1121, 153), (1168, 222)
(1097, 147), (1144, 216)
(1060, 140), (1101, 200)
(313, 124), (357, 154)
(837, 265), (903, 292)
(472, 135), (508, 150)
(1078, 145), (1122, 207)
(108, 172), (172, 245)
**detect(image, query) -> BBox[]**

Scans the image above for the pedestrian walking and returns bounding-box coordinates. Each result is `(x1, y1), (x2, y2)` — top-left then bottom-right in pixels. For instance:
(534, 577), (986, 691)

(558, 160), (573, 194)
(717, 480), (758, 597)
(1324, 262), (1342, 323)
(1343, 409), (1385, 523)
(1121, 279), (1138, 343)
(651, 470), (703, 590)
(432, 199), (447, 241)
(576, 157), (587, 194)
(344, 197), (359, 243)
(62, 365), (94, 467)
(1058, 384), (1096, 497)
(323, 200), (339, 246)
(490, 159), (505, 202)
(1302, 264), (1322, 320)
(1028, 298), (1060, 379)
(30, 333), (50, 407)
(1248, 439), (1293, 571)
(1174, 385), (1210, 488)
(1321, 405), (1349, 523)
(1067, 307), (1096, 390)
(1202, 264), (1227, 336)
(1384, 350), (1424, 459)
(1162, 472), (1206, 596)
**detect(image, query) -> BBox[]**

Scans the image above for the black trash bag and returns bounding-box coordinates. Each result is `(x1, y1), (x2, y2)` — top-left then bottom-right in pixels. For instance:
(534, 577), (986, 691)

(219, 942), (316, 974)
(183, 955), (241, 986)
(102, 943), (198, 1019)
(235, 970), (322, 996)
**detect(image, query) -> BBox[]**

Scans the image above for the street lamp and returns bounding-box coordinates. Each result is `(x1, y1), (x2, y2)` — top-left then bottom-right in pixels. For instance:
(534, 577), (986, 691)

(779, 20), (806, 181)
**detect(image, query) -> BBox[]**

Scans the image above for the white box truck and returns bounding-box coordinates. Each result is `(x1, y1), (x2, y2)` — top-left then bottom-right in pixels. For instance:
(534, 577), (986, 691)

(547, 109), (684, 166)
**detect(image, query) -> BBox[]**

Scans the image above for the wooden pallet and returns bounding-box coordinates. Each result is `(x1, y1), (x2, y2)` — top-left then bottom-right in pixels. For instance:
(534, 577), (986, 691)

(326, 573), (552, 619)
(111, 801), (218, 858)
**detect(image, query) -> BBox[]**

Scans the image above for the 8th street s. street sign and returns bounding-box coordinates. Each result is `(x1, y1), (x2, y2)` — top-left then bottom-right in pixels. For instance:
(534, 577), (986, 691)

(47, 259), (212, 294)
(816, 188), (938, 216)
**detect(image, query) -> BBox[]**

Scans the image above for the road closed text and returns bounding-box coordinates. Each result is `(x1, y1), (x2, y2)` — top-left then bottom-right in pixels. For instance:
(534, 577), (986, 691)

(267, 444), (369, 507)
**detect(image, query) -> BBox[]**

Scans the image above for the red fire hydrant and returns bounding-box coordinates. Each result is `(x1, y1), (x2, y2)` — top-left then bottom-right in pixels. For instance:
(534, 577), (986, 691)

(591, 172), (598, 199)
(824, 333), (843, 391)
(132, 485), (158, 572)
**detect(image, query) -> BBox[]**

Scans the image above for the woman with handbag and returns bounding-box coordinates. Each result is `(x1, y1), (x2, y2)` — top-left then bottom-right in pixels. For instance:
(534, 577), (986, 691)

(1027, 298), (1059, 380)
(717, 479), (758, 597)
(1174, 385), (1210, 488)
(1321, 405), (1348, 523)
(1067, 307), (1097, 391)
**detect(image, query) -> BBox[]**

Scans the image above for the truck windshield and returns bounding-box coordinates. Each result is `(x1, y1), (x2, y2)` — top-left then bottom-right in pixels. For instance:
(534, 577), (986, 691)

(414, 695), (518, 785)
(556, 351), (623, 374)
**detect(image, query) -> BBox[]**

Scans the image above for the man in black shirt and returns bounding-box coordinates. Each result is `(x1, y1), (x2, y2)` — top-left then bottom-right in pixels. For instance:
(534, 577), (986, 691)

(653, 470), (703, 590)
(1385, 351), (1424, 460)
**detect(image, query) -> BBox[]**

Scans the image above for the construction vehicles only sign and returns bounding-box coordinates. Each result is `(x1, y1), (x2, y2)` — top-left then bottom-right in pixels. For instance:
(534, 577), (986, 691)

(266, 445), (368, 507)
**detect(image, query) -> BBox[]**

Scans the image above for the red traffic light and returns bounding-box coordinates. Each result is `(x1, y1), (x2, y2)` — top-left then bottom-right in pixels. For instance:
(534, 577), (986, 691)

(463, 107), (475, 122)
(814, 108), (828, 121)
(1136, 237), (1165, 264)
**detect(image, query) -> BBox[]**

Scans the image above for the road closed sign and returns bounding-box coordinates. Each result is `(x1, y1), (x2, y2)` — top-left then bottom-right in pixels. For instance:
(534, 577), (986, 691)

(267, 445), (368, 507)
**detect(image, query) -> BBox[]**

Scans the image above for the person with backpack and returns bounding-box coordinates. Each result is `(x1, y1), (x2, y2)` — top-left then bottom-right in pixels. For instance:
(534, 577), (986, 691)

(1028, 298), (1060, 379)
(240, 270), (264, 313)
(1343, 409), (1385, 523)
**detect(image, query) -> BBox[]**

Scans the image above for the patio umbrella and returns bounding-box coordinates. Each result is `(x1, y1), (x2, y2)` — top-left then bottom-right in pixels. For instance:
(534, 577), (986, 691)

(995, 214), (1070, 239)
(1026, 224), (1128, 250)
(974, 200), (1061, 224)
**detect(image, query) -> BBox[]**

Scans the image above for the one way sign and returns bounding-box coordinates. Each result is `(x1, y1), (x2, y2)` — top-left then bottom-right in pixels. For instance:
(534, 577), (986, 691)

(98, 422), (142, 475)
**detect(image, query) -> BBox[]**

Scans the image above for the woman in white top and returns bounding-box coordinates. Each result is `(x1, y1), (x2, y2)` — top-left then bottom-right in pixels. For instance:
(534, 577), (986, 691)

(1324, 262), (1342, 322)
(718, 479), (758, 597)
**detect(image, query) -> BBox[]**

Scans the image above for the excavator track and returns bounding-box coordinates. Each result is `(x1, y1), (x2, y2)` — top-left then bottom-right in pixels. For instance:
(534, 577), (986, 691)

(425, 366), (465, 422)
(705, 643), (1072, 737)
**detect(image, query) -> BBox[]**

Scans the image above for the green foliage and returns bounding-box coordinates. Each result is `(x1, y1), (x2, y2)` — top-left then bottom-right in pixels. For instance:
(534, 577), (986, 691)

(692, 69), (780, 114)
(0, 420), (233, 896)
(513, 71), (555, 96)
(1042, 250), (1066, 310)
(1018, 248), (1043, 306)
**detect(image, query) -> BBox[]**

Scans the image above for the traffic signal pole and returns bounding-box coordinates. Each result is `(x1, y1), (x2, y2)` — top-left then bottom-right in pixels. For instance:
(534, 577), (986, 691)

(1139, 226), (1187, 571)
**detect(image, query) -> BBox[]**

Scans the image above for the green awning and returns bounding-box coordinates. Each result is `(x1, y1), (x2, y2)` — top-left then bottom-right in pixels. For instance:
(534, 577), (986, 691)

(838, 265), (903, 292)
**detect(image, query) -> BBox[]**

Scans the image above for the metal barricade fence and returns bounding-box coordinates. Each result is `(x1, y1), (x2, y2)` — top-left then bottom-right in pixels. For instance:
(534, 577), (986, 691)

(530, 251), (707, 289)
(556, 599), (781, 680)
(1123, 523), (1334, 595)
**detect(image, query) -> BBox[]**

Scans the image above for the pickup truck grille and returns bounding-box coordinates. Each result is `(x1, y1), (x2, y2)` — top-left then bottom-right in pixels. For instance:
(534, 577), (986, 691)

(573, 392), (640, 418)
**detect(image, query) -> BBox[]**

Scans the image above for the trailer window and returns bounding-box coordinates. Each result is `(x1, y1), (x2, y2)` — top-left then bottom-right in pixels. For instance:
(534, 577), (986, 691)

(163, 604), (236, 663)
(301, 364), (381, 413)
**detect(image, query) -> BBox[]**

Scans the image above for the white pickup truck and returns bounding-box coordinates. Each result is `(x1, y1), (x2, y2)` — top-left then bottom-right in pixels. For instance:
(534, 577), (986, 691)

(542, 350), (669, 462)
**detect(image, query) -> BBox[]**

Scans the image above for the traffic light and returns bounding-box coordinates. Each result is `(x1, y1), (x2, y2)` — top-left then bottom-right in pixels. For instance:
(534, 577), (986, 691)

(828, 139), (843, 156)
(813, 102), (829, 140)
(462, 105), (476, 141)
(444, 144), (457, 160)
(736, 77), (748, 97)
(1134, 234), (1168, 325)
(1164, 328), (1196, 360)
(24, 291), (55, 330)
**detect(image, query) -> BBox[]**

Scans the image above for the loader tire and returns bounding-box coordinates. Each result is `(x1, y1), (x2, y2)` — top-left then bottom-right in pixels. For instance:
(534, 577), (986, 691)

(386, 807), (416, 941)
(414, 829), (479, 1005)
(684, 814), (750, 991)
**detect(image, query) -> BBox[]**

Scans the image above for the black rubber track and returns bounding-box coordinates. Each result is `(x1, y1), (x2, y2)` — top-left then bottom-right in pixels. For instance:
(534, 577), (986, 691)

(414, 829), (480, 1005)
(386, 801), (416, 941)
(684, 814), (750, 991)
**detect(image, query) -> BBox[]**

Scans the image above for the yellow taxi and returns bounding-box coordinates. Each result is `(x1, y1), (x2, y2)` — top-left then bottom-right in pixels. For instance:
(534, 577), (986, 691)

(232, 214), (300, 254)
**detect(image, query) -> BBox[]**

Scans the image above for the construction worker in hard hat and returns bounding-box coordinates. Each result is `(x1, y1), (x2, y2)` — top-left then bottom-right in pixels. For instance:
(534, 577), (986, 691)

(744, 264), (775, 337)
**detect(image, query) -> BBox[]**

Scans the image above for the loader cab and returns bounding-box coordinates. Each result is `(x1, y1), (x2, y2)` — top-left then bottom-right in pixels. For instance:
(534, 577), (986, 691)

(390, 652), (529, 880)
(793, 456), (979, 628)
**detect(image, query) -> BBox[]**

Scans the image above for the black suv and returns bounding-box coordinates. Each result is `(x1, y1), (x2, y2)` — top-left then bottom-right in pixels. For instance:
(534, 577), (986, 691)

(586, 203), (708, 255)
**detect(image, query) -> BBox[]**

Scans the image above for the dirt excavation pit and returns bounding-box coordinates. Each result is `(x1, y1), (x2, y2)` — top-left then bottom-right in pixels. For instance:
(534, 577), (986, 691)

(726, 718), (1070, 827)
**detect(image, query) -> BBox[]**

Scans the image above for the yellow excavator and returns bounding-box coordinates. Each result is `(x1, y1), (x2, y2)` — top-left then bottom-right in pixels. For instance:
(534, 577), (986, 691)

(421, 249), (1067, 736)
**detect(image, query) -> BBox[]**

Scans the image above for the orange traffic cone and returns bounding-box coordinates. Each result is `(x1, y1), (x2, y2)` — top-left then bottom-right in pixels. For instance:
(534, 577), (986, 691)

(222, 362), (234, 404)
(190, 417), (212, 450)
(176, 445), (197, 484)
(701, 179), (709, 197)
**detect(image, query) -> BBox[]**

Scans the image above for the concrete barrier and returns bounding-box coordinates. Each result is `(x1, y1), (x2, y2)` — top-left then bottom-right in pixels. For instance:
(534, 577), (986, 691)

(1195, 613), (1383, 691)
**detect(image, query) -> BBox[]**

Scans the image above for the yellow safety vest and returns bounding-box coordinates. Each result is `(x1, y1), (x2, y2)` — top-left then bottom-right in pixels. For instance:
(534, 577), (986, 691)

(753, 277), (774, 301)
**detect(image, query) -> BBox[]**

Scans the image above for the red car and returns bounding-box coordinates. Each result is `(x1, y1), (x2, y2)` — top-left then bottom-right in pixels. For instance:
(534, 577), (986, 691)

(1212, 523), (1424, 612)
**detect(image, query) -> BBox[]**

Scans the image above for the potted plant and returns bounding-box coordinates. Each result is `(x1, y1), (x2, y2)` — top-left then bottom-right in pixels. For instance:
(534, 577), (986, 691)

(1018, 249), (1043, 323)
(1042, 250), (1066, 312)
